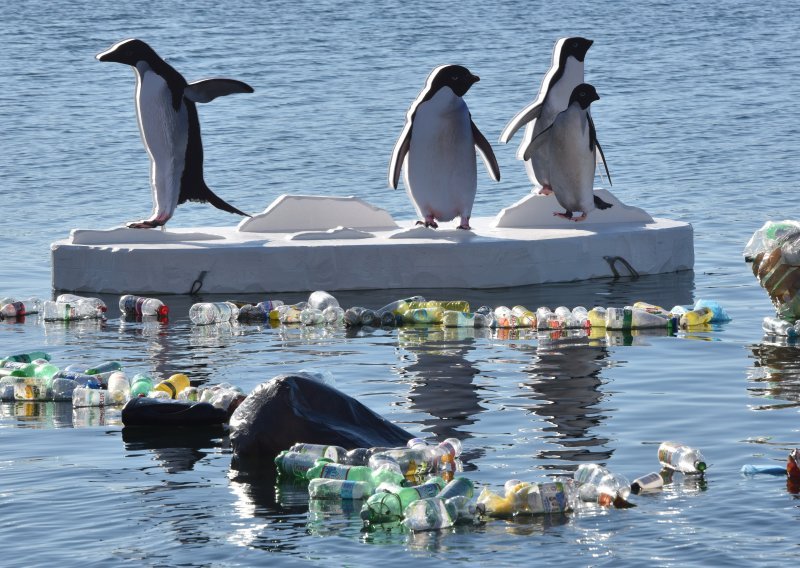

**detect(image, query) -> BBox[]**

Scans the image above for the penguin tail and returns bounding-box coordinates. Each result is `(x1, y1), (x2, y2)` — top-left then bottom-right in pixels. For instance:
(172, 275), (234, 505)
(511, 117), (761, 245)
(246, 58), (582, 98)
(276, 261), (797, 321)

(594, 195), (613, 210)
(180, 183), (250, 217)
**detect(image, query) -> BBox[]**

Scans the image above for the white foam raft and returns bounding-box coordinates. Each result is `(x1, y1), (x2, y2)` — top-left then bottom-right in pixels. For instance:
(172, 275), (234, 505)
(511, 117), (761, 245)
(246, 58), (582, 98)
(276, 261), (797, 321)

(51, 190), (694, 294)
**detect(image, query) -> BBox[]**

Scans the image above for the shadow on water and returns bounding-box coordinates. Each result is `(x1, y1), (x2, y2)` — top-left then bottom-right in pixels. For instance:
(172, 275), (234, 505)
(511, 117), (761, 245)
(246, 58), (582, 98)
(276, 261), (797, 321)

(121, 425), (227, 473)
(748, 338), (800, 409)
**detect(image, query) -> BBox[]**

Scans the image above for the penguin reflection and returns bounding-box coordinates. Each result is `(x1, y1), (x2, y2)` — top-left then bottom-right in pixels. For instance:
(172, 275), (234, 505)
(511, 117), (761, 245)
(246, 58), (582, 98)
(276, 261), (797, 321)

(519, 333), (612, 466)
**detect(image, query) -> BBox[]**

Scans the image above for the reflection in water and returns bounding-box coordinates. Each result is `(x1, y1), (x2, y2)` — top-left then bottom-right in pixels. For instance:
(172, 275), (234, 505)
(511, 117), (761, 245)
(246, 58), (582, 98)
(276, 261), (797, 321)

(397, 327), (486, 465)
(517, 333), (613, 469)
(0, 401), (76, 428)
(748, 341), (800, 409)
(122, 425), (225, 473)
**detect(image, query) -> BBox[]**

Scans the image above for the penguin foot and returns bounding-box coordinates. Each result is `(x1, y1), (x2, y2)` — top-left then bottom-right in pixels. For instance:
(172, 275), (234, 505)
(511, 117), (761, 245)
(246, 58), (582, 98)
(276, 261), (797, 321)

(457, 215), (471, 230)
(457, 224), (472, 230)
(416, 219), (438, 229)
(571, 213), (588, 222)
(126, 219), (163, 229)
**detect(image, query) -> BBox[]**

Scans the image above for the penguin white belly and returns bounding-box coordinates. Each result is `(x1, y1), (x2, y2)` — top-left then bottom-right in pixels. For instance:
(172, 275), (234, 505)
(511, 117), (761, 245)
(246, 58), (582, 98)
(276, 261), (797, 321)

(404, 90), (476, 223)
(548, 106), (596, 215)
(136, 70), (188, 222)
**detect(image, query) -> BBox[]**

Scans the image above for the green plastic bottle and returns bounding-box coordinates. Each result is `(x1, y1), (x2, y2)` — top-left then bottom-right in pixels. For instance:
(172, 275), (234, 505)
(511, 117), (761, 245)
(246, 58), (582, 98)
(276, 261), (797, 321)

(129, 373), (154, 397)
(305, 459), (404, 486)
(1, 351), (51, 365)
(360, 477), (445, 523)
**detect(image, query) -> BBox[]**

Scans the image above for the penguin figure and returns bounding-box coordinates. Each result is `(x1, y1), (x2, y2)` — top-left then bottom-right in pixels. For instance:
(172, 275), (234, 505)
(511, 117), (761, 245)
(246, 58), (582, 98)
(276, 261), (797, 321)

(97, 39), (252, 228)
(389, 65), (500, 230)
(500, 38), (610, 193)
(527, 83), (612, 222)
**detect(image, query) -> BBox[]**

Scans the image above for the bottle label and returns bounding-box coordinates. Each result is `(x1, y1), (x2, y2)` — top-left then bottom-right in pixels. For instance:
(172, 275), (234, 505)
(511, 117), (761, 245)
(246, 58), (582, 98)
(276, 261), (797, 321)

(658, 445), (677, 465)
(539, 482), (568, 513)
(320, 464), (349, 480)
(415, 483), (440, 499)
(339, 481), (357, 499)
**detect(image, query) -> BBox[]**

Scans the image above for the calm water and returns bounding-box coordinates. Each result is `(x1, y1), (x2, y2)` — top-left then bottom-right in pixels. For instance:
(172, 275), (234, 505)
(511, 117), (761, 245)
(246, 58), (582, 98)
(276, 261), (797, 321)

(2, 1), (800, 566)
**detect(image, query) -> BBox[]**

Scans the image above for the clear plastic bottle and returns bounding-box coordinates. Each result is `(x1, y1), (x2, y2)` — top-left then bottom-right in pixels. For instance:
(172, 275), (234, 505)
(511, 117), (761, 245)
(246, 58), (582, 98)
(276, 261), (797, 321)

(571, 306), (591, 329)
(573, 463), (631, 506)
(129, 373), (155, 398)
(322, 306), (345, 325)
(511, 305), (537, 327)
(437, 477), (474, 500)
(493, 306), (517, 328)
(340, 446), (390, 466)
(535, 307), (554, 329)
(360, 477), (446, 523)
(207, 385), (244, 412)
(308, 291), (339, 311)
(376, 296), (425, 318)
(189, 302), (239, 325)
(762, 316), (798, 337)
(119, 294), (168, 318)
(630, 471), (665, 494)
(72, 386), (114, 407)
(0, 298), (42, 318)
(407, 300), (469, 313)
(300, 308), (325, 326)
(658, 441), (707, 474)
(442, 311), (488, 328)
(42, 300), (104, 321)
(289, 442), (346, 462)
(14, 377), (49, 400)
(305, 459), (403, 486)
(107, 371), (131, 404)
(309, 478), (372, 500)
(56, 294), (107, 313)
(275, 450), (329, 478)
(51, 377), (77, 401)
(402, 497), (473, 531)
(606, 307), (673, 330)
(369, 438), (462, 476)
(554, 306), (575, 328)
(177, 386), (199, 402)
(403, 307), (444, 324)
(632, 301), (670, 317)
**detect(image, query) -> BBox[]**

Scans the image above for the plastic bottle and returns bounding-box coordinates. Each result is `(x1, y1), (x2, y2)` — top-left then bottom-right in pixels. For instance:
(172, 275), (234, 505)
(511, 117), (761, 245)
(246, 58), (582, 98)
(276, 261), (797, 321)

(176, 386), (199, 402)
(606, 307), (673, 330)
(658, 441), (707, 474)
(189, 302), (239, 325)
(107, 371), (131, 404)
(305, 459), (404, 486)
(762, 316), (798, 337)
(42, 300), (104, 321)
(571, 306), (591, 329)
(340, 447), (390, 466)
(679, 307), (714, 328)
(308, 291), (340, 311)
(275, 450), (329, 478)
(437, 477), (474, 500)
(554, 306), (576, 328)
(632, 301), (670, 317)
(309, 478), (373, 500)
(289, 442), (346, 462)
(130, 373), (155, 398)
(56, 294), (107, 313)
(72, 386), (115, 407)
(442, 311), (488, 328)
(51, 377), (77, 401)
(511, 305), (537, 327)
(630, 471), (665, 494)
(403, 307), (444, 324)
(119, 294), (169, 318)
(376, 296), (425, 318)
(407, 300), (469, 313)
(369, 438), (462, 477)
(360, 477), (446, 523)
(492, 306), (517, 328)
(85, 361), (123, 376)
(2, 351), (51, 365)
(300, 308), (325, 326)
(0, 298), (42, 318)
(14, 377), (49, 400)
(587, 307), (607, 329)
(322, 306), (345, 325)
(669, 305), (688, 317)
(205, 384), (244, 412)
(402, 496), (476, 531)
(573, 463), (631, 506)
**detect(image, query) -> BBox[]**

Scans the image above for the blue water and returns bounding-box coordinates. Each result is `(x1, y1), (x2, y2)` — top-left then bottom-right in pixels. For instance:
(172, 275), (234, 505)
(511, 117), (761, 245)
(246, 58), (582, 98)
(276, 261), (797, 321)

(2, 1), (800, 565)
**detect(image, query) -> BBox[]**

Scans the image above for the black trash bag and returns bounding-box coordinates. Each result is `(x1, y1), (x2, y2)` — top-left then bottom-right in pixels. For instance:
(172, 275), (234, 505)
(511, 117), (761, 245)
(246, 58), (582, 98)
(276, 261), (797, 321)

(121, 397), (229, 427)
(229, 374), (412, 458)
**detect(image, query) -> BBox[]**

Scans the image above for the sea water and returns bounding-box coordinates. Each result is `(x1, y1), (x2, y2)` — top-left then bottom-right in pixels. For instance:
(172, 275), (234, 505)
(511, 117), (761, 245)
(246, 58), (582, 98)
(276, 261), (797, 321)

(1, 1), (799, 565)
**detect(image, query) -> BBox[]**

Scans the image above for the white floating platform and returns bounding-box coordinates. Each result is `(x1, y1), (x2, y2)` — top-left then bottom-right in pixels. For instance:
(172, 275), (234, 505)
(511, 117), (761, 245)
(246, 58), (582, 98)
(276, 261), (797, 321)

(51, 191), (694, 294)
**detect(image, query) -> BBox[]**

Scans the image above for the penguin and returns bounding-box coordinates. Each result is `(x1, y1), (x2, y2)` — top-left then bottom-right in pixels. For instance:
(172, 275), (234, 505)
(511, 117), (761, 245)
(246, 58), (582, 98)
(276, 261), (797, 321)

(500, 38), (611, 195)
(526, 83), (612, 222)
(96, 39), (252, 229)
(388, 65), (500, 230)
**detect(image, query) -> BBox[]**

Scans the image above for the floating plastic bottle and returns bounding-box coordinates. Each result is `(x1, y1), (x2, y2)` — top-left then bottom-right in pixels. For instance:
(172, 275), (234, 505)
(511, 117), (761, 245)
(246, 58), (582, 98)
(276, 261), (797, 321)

(0, 298), (42, 318)
(85, 361), (122, 376)
(477, 480), (572, 516)
(511, 305), (536, 327)
(343, 306), (378, 327)
(299, 308), (325, 326)
(360, 477), (446, 523)
(492, 306), (517, 328)
(554, 306), (575, 328)
(369, 438), (462, 477)
(573, 463), (631, 506)
(403, 307), (444, 324)
(119, 294), (168, 318)
(570, 306), (591, 329)
(308, 291), (339, 311)
(14, 377), (49, 400)
(340, 446), (390, 466)
(401, 496), (478, 531)
(437, 477), (474, 500)
(205, 384), (244, 412)
(107, 371), (130, 404)
(130, 373), (155, 398)
(587, 307), (607, 329)
(1, 351), (51, 365)
(407, 300), (469, 313)
(72, 386), (115, 407)
(376, 296), (425, 319)
(441, 311), (488, 328)
(289, 442), (346, 462)
(305, 459), (403, 486)
(56, 294), (107, 313)
(658, 441), (707, 474)
(42, 300), (104, 321)
(189, 302), (239, 325)
(275, 450), (329, 478)
(679, 307), (713, 328)
(176, 386), (199, 402)
(309, 478), (373, 500)
(322, 306), (345, 325)
(762, 316), (799, 337)
(606, 307), (675, 330)
(51, 377), (77, 401)
(630, 471), (665, 494)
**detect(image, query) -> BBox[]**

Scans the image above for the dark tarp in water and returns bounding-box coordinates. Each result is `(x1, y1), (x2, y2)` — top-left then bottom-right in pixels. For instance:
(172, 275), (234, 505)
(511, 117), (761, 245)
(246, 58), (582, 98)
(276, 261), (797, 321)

(121, 397), (229, 426)
(229, 374), (413, 458)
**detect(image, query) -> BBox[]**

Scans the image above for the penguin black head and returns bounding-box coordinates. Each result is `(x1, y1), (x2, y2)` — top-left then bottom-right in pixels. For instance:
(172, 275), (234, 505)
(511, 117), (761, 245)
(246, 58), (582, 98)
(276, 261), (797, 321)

(560, 37), (593, 63)
(96, 38), (161, 66)
(427, 64), (480, 98)
(569, 83), (600, 109)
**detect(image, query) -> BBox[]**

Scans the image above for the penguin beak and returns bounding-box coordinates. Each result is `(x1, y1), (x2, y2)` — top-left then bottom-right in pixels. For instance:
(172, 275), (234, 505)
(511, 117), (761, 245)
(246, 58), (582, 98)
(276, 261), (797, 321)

(96, 49), (118, 63)
(470, 75), (480, 84)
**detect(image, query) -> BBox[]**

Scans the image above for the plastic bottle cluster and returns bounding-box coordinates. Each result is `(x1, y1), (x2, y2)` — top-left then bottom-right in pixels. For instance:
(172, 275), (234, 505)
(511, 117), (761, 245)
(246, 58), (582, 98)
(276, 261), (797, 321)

(0, 350), (242, 412)
(0, 294), (169, 322)
(275, 437), (720, 532)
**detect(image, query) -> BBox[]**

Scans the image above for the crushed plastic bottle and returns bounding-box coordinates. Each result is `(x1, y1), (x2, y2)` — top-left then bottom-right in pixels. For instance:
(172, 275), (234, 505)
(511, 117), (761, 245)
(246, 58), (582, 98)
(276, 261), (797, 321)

(56, 294), (107, 313)
(189, 302), (239, 325)
(573, 463), (632, 506)
(119, 294), (168, 318)
(658, 441), (707, 474)
(309, 478), (373, 500)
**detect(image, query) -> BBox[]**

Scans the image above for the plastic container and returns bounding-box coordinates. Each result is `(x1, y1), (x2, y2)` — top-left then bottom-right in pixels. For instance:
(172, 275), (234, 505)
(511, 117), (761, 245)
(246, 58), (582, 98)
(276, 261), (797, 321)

(107, 371), (131, 404)
(14, 377), (49, 400)
(437, 477), (474, 500)
(130, 373), (155, 398)
(307, 291), (340, 311)
(305, 459), (403, 486)
(403, 307), (444, 324)
(344, 307), (379, 327)
(72, 386), (114, 407)
(574, 463), (631, 506)
(299, 308), (325, 326)
(289, 443), (346, 462)
(189, 302), (239, 325)
(606, 307), (674, 330)
(322, 306), (345, 325)
(51, 377), (77, 401)
(630, 471), (665, 494)
(762, 316), (799, 337)
(42, 300), (104, 321)
(360, 477), (446, 523)
(119, 294), (168, 318)
(407, 300), (469, 313)
(401, 496), (478, 531)
(693, 299), (730, 322)
(0, 298), (42, 318)
(369, 438), (462, 476)
(56, 294), (107, 313)
(587, 307), (607, 329)
(658, 441), (707, 474)
(309, 478), (372, 500)
(275, 450), (328, 478)
(2, 351), (51, 365)
(86, 361), (122, 376)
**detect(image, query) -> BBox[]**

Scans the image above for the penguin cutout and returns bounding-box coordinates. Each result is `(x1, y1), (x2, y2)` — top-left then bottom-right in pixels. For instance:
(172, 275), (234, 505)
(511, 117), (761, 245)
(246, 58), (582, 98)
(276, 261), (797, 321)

(389, 65), (500, 230)
(526, 83), (612, 222)
(500, 38), (611, 193)
(97, 39), (252, 229)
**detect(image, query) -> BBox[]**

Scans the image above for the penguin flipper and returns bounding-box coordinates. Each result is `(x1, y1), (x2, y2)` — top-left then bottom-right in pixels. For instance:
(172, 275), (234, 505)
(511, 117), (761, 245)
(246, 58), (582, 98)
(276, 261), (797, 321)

(185, 78), (254, 103)
(588, 114), (612, 186)
(389, 123), (412, 189)
(179, 183), (250, 217)
(500, 101), (542, 143)
(471, 120), (500, 182)
(522, 123), (553, 161)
